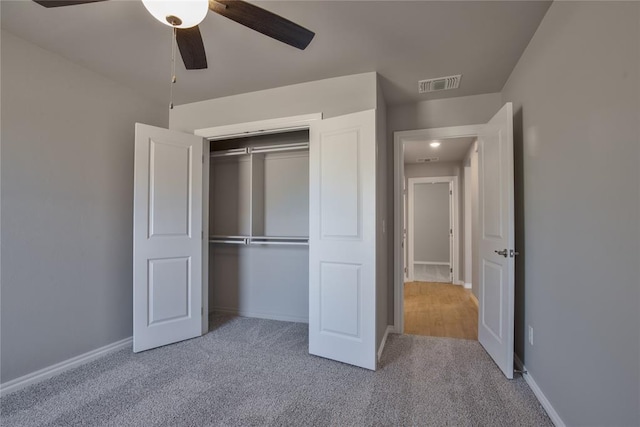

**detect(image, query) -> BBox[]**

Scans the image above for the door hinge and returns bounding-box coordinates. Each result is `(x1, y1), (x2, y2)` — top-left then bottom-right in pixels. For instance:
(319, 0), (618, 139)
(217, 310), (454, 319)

(450, 229), (453, 235)
(450, 190), (452, 195)
(201, 230), (204, 240)
(404, 267), (407, 274)
(450, 268), (453, 273)
(201, 306), (203, 316)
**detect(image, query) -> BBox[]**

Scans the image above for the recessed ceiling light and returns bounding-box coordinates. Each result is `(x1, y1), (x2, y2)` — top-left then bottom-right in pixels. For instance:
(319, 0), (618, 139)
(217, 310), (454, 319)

(430, 142), (441, 148)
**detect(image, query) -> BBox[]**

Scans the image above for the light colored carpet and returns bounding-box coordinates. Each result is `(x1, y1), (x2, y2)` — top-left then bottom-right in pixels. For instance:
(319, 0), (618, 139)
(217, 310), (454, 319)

(1, 315), (552, 426)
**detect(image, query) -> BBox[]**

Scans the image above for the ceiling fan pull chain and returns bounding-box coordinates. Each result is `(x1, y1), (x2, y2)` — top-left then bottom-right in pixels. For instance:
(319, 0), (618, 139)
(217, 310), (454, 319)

(169, 27), (177, 110)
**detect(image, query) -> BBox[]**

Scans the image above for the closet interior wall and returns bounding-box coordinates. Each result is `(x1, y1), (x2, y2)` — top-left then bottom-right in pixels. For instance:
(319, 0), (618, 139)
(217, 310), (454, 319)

(208, 131), (310, 323)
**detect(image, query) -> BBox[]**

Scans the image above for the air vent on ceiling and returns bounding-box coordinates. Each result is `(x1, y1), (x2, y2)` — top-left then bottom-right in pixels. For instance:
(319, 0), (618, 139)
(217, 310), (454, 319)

(418, 74), (462, 93)
(416, 157), (439, 163)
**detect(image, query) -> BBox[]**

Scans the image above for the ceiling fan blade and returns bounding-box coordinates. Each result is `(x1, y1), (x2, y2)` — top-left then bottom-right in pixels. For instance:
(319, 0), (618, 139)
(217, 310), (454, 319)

(176, 26), (208, 70)
(33, 0), (108, 7)
(209, 0), (314, 50)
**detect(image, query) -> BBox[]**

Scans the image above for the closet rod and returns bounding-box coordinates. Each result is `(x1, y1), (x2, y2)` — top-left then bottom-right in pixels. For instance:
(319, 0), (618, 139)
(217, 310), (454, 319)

(250, 236), (309, 241)
(250, 143), (309, 154)
(249, 240), (309, 246)
(210, 148), (249, 158)
(209, 235), (249, 245)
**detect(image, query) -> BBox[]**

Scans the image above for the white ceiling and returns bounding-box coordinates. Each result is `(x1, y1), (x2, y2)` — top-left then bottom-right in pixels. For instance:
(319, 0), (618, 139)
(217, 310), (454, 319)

(404, 137), (475, 164)
(0, 0), (551, 107)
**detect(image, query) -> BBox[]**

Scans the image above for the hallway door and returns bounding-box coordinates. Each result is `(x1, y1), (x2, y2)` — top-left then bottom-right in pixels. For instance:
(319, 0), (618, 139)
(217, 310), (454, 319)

(477, 102), (515, 379)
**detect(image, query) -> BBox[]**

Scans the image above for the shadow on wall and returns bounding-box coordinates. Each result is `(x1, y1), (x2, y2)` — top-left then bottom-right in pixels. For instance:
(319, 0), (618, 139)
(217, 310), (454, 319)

(513, 106), (526, 362)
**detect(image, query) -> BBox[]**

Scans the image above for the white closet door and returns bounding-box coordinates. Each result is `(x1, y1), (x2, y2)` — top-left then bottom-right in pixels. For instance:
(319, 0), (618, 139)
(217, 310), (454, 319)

(309, 110), (377, 370)
(477, 103), (515, 379)
(133, 123), (204, 352)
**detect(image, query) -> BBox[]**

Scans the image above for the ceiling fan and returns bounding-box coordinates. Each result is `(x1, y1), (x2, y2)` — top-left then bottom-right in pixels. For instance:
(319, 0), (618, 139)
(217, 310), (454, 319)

(32, 0), (315, 70)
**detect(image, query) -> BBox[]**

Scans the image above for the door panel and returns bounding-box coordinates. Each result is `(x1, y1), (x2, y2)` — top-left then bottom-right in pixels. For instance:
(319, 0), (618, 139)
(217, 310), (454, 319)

(133, 123), (204, 353)
(477, 103), (515, 379)
(309, 110), (376, 370)
(481, 259), (503, 339)
(320, 129), (360, 238)
(320, 262), (361, 337)
(149, 141), (192, 236)
(148, 257), (190, 325)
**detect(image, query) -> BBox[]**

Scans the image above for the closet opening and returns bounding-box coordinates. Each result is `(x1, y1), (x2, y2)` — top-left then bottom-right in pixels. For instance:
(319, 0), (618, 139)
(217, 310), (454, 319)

(207, 129), (311, 325)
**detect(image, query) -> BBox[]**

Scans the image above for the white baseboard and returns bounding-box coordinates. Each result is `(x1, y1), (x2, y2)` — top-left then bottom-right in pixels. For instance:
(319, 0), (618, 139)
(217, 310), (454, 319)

(463, 282), (472, 289)
(514, 355), (566, 427)
(454, 280), (465, 286)
(0, 337), (132, 397)
(377, 326), (394, 362)
(210, 307), (308, 324)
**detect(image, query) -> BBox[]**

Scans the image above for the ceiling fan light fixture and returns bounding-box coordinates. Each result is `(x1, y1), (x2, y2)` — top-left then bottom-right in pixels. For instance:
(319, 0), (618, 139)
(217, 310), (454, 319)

(141, 0), (209, 29)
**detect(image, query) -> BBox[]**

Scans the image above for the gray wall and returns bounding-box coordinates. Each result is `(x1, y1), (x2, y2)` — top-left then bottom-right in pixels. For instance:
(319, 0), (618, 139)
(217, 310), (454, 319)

(388, 93), (502, 132)
(501, 2), (639, 425)
(412, 183), (450, 263)
(0, 31), (167, 383)
(170, 72), (377, 133)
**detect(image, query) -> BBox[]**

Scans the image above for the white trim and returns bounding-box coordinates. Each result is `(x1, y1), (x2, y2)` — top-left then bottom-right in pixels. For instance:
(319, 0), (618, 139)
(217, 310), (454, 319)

(202, 138), (210, 335)
(210, 307), (308, 324)
(464, 282), (472, 289)
(454, 280), (465, 286)
(464, 163), (473, 285)
(0, 337), (132, 397)
(194, 113), (323, 140)
(395, 126), (483, 333)
(396, 124), (484, 141)
(514, 355), (566, 427)
(377, 326), (394, 362)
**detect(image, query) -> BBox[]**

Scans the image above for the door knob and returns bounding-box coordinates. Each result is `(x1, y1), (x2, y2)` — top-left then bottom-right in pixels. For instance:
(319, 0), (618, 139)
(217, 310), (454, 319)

(494, 249), (508, 257)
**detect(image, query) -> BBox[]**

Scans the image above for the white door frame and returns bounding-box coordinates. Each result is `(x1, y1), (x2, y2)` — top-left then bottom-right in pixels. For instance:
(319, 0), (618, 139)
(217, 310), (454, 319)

(464, 162), (473, 289)
(394, 124), (483, 333)
(407, 176), (458, 283)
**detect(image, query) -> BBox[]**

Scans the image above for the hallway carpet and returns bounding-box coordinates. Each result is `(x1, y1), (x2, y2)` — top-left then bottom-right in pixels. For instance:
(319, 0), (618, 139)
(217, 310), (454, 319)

(1, 315), (551, 426)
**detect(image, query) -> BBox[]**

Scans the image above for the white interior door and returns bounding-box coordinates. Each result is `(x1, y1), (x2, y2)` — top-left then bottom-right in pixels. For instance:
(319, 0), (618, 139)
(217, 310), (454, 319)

(133, 123), (204, 352)
(309, 110), (377, 370)
(477, 103), (515, 379)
